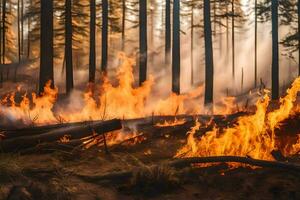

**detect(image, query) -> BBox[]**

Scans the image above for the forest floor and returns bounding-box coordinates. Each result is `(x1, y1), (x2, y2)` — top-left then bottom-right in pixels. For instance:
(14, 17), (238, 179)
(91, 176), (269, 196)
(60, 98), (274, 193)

(1, 117), (300, 200)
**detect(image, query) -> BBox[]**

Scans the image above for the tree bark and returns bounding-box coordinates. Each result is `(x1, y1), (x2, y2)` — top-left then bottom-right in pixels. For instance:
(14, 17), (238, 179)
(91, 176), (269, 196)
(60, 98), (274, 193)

(139, 0), (147, 86)
(39, 0), (54, 94)
(65, 0), (74, 94)
(101, 0), (108, 73)
(271, 0), (279, 100)
(204, 0), (214, 106)
(89, 0), (96, 83)
(172, 0), (180, 94)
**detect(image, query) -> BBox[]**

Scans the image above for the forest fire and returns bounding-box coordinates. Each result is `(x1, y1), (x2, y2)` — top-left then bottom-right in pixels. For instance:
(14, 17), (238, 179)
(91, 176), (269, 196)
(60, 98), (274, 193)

(0, 54), (239, 126)
(176, 77), (300, 161)
(2, 0), (300, 198)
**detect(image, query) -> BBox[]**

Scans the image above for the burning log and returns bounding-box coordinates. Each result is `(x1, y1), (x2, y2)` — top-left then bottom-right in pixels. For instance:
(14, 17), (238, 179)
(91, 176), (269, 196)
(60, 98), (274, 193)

(0, 119), (122, 152)
(1, 112), (247, 140)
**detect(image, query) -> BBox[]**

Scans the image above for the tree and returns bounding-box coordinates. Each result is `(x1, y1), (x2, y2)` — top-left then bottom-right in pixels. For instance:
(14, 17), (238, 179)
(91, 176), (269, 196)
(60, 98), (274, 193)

(65, 0), (74, 93)
(101, 0), (108, 73)
(165, 0), (171, 65)
(172, 0), (180, 94)
(89, 0), (96, 83)
(165, 0), (171, 64)
(254, 0), (258, 87)
(232, 0), (235, 78)
(297, 0), (300, 76)
(121, 0), (126, 50)
(204, 0), (214, 106)
(139, 0), (147, 86)
(271, 0), (279, 100)
(190, 4), (194, 85)
(39, 0), (54, 93)
(2, 0), (7, 65)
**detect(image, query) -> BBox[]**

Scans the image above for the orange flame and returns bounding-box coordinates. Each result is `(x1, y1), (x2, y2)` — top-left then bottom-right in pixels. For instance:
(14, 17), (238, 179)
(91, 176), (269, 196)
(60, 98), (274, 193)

(155, 118), (187, 127)
(1, 54), (243, 125)
(176, 77), (300, 160)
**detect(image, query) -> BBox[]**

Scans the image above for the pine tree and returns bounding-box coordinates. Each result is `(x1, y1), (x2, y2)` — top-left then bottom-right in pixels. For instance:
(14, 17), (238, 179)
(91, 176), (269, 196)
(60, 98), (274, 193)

(204, 0), (214, 106)
(172, 0), (180, 94)
(139, 0), (147, 86)
(65, 0), (74, 93)
(39, 0), (54, 93)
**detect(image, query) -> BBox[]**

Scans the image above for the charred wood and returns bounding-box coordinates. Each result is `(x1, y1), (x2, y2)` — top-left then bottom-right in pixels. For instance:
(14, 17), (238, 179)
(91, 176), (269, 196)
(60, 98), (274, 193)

(0, 119), (122, 152)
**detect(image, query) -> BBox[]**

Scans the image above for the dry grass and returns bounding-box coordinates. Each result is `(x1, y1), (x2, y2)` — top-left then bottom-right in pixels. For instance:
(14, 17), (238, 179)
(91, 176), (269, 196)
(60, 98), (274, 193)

(0, 154), (23, 180)
(126, 165), (180, 196)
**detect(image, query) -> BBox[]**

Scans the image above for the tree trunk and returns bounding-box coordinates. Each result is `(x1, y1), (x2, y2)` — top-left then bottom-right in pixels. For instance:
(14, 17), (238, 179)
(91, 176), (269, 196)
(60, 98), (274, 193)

(139, 0), (147, 86)
(39, 0), (54, 94)
(2, 0), (6, 64)
(172, 0), (180, 94)
(101, 0), (108, 73)
(190, 6), (194, 86)
(89, 0), (96, 83)
(65, 0), (74, 94)
(298, 0), (300, 76)
(121, 0), (126, 51)
(18, 0), (21, 62)
(271, 0), (279, 100)
(165, 0), (171, 65)
(27, 0), (32, 59)
(21, 0), (24, 56)
(204, 0), (214, 106)
(213, 0), (216, 36)
(231, 0), (235, 79)
(254, 0), (258, 87)
(16, 0), (21, 81)
(226, 2), (229, 65)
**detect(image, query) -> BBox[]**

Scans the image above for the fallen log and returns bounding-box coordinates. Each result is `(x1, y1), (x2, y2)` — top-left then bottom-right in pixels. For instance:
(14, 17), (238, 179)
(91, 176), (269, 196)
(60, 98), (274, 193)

(1, 112), (247, 140)
(169, 156), (300, 171)
(0, 119), (122, 153)
(2, 120), (99, 139)
(123, 112), (248, 128)
(74, 156), (300, 183)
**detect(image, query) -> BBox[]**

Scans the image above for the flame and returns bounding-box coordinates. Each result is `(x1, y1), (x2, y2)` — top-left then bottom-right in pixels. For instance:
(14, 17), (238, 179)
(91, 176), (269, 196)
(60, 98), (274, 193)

(83, 130), (145, 149)
(0, 81), (58, 125)
(60, 135), (71, 143)
(176, 77), (300, 161)
(0, 54), (247, 125)
(155, 118), (187, 127)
